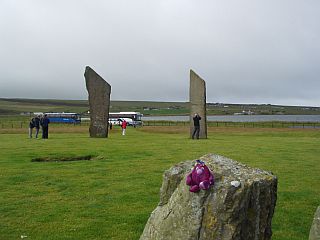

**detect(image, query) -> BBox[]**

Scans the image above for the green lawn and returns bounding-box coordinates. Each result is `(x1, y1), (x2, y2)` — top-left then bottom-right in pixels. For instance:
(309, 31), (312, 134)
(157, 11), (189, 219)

(0, 127), (319, 239)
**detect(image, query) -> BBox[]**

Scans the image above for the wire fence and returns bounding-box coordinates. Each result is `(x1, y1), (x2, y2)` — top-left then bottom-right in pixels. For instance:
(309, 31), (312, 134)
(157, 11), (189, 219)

(1, 121), (319, 129)
(143, 121), (320, 129)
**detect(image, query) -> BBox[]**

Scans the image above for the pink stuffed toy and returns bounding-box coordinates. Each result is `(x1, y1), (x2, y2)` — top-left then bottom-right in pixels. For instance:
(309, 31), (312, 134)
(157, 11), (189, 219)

(186, 160), (214, 192)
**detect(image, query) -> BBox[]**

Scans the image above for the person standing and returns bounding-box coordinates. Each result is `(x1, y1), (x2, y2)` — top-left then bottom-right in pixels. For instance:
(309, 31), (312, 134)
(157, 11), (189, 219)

(28, 117), (35, 138)
(121, 119), (127, 136)
(192, 113), (201, 139)
(34, 115), (41, 138)
(40, 114), (50, 139)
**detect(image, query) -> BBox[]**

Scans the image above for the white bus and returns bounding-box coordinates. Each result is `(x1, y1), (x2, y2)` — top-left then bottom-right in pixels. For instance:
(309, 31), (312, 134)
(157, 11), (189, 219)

(108, 112), (143, 126)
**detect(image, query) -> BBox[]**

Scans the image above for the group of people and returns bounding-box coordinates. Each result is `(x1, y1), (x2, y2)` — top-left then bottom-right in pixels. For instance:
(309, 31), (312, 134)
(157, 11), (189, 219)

(29, 114), (50, 139)
(28, 114), (199, 139)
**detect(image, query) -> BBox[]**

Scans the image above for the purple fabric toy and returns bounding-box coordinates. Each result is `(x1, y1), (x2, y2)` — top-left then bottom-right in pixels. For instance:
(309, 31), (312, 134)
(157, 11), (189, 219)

(186, 160), (214, 192)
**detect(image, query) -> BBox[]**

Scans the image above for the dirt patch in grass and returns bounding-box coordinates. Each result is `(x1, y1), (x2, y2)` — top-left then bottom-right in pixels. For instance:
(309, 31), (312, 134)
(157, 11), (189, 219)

(31, 155), (97, 162)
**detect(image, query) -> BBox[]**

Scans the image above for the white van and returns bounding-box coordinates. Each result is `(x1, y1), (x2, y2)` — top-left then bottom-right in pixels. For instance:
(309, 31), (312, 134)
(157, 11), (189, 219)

(108, 118), (134, 126)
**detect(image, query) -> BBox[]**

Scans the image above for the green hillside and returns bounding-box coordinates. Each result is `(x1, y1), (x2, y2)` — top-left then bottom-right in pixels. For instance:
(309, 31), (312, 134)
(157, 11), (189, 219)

(0, 98), (319, 116)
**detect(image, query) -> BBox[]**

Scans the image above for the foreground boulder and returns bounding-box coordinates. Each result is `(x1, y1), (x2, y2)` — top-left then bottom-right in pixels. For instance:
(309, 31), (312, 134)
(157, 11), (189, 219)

(140, 154), (277, 240)
(309, 206), (320, 240)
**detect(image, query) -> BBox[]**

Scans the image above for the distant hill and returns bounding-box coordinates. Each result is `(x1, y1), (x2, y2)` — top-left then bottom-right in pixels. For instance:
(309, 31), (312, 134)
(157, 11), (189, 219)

(0, 98), (319, 116)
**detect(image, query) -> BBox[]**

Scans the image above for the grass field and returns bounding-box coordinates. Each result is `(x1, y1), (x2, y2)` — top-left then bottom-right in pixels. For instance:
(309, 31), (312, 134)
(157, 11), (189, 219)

(0, 126), (319, 239)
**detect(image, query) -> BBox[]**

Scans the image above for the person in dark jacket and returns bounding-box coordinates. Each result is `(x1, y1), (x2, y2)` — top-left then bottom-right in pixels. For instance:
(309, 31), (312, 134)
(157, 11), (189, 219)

(192, 113), (201, 139)
(40, 114), (50, 139)
(28, 117), (35, 138)
(34, 115), (41, 138)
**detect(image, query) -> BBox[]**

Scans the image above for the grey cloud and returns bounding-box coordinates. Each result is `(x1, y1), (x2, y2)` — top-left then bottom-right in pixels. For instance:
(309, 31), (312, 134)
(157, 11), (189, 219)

(0, 0), (319, 106)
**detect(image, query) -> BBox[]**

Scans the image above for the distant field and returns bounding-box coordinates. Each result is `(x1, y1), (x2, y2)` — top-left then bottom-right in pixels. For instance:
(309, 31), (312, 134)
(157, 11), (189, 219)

(0, 126), (319, 239)
(1, 98), (319, 116)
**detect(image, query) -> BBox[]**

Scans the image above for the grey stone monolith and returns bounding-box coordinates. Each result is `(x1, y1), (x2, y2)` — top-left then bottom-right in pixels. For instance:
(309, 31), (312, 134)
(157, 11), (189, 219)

(140, 154), (278, 240)
(190, 69), (207, 139)
(84, 66), (111, 138)
(309, 206), (320, 240)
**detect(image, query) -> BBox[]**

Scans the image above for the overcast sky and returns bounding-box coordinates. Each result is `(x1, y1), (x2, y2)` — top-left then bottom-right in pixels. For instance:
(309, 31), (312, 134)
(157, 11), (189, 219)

(0, 0), (319, 106)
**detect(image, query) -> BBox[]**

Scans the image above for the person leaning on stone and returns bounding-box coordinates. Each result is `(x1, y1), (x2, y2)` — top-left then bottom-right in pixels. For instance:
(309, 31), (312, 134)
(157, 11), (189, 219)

(34, 115), (41, 138)
(192, 113), (201, 139)
(28, 117), (35, 138)
(40, 114), (50, 139)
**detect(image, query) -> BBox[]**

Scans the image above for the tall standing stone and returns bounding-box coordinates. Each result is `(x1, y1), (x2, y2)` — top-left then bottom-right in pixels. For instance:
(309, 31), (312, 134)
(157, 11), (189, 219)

(190, 69), (207, 139)
(84, 66), (111, 138)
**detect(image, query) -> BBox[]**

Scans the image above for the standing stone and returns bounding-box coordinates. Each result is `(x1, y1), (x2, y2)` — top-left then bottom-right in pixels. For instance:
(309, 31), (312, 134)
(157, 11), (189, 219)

(190, 69), (207, 139)
(140, 154), (278, 240)
(309, 206), (320, 240)
(84, 66), (111, 138)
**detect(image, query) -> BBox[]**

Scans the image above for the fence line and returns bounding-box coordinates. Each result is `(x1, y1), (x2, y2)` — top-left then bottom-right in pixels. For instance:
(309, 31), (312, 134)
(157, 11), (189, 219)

(142, 121), (320, 129)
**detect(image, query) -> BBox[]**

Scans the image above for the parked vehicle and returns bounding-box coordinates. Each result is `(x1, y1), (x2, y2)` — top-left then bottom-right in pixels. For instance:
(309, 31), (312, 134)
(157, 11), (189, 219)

(108, 112), (143, 126)
(38, 113), (81, 123)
